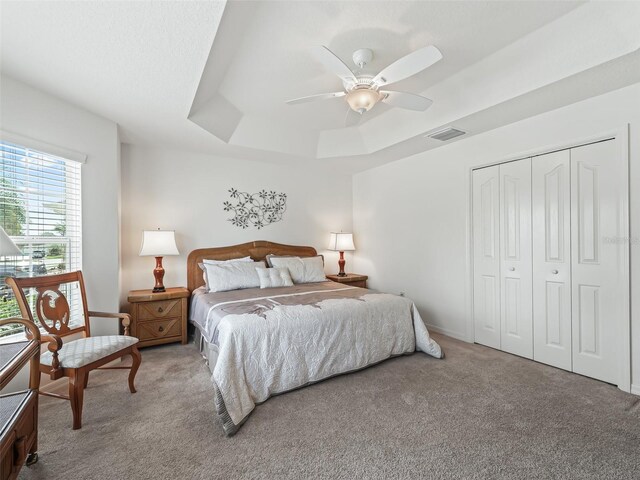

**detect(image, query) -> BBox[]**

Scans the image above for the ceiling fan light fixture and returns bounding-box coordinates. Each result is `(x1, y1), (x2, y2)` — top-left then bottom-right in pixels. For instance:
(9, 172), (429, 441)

(346, 88), (382, 113)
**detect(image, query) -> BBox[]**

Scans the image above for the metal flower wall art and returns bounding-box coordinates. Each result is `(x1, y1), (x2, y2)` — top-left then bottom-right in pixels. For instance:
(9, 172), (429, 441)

(223, 188), (287, 229)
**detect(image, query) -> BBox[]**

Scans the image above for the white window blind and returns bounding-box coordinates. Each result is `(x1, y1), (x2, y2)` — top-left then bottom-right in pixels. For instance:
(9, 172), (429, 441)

(1, 141), (83, 337)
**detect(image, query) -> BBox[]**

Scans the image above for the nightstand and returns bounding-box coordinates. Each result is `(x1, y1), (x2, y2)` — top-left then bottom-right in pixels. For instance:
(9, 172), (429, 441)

(127, 287), (190, 348)
(326, 273), (368, 289)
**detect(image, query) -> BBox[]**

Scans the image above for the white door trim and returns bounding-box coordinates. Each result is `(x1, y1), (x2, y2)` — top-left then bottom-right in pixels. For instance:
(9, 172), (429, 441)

(465, 125), (631, 392)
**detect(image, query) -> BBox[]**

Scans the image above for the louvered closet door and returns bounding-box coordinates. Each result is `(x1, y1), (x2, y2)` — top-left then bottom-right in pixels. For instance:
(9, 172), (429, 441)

(532, 150), (572, 370)
(499, 158), (533, 358)
(571, 140), (621, 384)
(473, 165), (501, 349)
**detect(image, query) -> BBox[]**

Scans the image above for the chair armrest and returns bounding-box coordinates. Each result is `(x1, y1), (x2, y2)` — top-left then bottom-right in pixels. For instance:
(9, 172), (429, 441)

(0, 317), (41, 343)
(88, 311), (132, 336)
(0, 318), (42, 388)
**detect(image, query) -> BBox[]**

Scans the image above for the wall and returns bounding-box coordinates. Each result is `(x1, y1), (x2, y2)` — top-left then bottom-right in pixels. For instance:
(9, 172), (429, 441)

(352, 82), (640, 391)
(0, 75), (122, 335)
(1, 75), (122, 392)
(120, 145), (353, 302)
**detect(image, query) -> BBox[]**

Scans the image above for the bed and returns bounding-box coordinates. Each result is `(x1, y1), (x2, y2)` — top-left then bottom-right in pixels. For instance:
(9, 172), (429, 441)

(187, 241), (443, 435)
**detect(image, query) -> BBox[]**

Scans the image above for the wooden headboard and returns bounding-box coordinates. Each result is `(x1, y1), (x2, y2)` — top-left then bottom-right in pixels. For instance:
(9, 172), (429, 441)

(187, 240), (318, 292)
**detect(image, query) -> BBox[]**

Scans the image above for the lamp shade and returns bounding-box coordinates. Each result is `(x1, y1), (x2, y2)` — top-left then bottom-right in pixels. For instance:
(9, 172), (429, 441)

(139, 230), (179, 256)
(328, 232), (355, 252)
(0, 226), (21, 256)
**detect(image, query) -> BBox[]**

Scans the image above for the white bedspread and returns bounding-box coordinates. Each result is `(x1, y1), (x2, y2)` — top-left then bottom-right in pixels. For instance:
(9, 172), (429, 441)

(190, 282), (442, 435)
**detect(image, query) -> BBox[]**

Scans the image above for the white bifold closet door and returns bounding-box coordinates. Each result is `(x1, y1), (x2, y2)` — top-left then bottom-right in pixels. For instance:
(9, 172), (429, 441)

(473, 158), (532, 357)
(499, 158), (533, 358)
(532, 150), (572, 370)
(570, 140), (621, 384)
(472, 165), (501, 349)
(474, 139), (626, 386)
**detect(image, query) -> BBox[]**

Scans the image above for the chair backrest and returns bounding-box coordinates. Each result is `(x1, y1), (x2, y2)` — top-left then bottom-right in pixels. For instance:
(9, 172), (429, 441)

(5, 271), (91, 340)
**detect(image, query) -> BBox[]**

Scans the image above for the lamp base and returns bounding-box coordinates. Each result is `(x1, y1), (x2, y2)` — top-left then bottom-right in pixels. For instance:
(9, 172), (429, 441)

(337, 251), (346, 277)
(153, 256), (166, 293)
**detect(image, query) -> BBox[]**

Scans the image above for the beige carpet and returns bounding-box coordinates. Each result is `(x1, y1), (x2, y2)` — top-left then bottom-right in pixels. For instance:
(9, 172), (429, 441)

(17, 334), (640, 480)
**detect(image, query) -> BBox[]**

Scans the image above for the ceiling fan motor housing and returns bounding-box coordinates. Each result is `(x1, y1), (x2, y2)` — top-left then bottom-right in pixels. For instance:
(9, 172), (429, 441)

(352, 48), (373, 68)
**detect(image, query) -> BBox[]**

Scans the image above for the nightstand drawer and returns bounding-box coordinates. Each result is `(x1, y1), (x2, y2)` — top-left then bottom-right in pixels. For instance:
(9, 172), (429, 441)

(136, 317), (182, 342)
(128, 287), (189, 348)
(137, 299), (181, 320)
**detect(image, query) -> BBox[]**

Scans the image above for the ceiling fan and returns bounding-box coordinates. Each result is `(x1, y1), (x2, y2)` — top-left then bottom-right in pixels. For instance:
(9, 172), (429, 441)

(286, 45), (442, 126)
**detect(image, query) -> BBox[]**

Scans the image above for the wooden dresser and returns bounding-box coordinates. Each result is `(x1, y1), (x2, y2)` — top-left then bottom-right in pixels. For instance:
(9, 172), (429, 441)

(127, 287), (190, 348)
(1, 319), (40, 480)
(326, 273), (368, 289)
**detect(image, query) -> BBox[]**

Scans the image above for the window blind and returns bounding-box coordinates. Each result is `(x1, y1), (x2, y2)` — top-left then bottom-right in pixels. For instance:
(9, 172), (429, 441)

(1, 141), (83, 337)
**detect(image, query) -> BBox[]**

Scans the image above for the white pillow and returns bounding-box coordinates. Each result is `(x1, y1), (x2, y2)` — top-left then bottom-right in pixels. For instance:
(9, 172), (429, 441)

(256, 267), (293, 289)
(199, 256), (254, 290)
(203, 260), (265, 292)
(203, 256), (252, 265)
(268, 256), (326, 284)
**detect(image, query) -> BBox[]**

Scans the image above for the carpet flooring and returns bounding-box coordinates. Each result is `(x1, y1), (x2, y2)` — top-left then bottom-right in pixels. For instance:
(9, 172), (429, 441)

(17, 334), (640, 480)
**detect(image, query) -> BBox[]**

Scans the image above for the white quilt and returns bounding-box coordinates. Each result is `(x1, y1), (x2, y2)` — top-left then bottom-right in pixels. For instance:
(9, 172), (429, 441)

(194, 283), (443, 435)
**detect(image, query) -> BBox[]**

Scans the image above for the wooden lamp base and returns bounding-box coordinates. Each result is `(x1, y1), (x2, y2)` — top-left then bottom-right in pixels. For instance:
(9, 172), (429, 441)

(153, 256), (166, 292)
(337, 251), (346, 277)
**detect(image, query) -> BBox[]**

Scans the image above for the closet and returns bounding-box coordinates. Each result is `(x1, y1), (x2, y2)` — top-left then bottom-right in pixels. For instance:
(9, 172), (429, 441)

(472, 138), (627, 385)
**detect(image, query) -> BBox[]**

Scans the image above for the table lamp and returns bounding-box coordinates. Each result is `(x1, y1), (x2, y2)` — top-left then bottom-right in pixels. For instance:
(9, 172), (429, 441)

(139, 229), (179, 292)
(328, 232), (355, 277)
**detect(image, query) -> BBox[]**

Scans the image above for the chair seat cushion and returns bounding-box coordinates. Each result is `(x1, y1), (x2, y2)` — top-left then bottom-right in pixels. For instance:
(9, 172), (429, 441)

(41, 335), (139, 369)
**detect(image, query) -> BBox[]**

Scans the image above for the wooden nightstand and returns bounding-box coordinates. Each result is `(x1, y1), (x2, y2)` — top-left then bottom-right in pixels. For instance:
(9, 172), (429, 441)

(127, 287), (190, 348)
(326, 273), (368, 289)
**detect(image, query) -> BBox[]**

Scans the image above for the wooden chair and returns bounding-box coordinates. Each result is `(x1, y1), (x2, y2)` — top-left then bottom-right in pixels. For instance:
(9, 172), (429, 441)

(6, 271), (141, 430)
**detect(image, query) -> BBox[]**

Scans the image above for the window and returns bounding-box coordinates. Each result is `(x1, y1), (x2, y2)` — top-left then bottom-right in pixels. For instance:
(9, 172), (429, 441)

(1, 141), (82, 337)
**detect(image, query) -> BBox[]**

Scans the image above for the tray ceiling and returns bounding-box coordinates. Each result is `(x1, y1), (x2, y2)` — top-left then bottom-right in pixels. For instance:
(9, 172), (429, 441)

(2, 1), (639, 173)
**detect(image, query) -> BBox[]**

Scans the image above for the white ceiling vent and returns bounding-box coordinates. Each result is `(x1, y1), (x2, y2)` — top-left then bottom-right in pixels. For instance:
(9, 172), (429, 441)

(426, 127), (466, 141)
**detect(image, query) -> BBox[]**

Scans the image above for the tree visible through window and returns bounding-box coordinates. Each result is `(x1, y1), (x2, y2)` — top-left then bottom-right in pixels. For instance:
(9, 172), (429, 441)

(1, 141), (82, 337)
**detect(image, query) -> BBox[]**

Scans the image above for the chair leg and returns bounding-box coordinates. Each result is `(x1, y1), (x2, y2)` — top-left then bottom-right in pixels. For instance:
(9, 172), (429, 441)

(69, 372), (86, 430)
(83, 372), (90, 389)
(128, 346), (141, 394)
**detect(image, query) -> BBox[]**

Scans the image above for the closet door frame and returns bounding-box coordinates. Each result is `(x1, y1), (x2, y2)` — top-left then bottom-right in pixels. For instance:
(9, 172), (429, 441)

(465, 125), (630, 392)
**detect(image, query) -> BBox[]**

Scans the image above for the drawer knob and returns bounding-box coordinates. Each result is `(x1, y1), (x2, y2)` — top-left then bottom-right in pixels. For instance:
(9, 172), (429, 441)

(508, 267), (515, 272)
(552, 269), (559, 275)
(158, 326), (164, 332)
(157, 306), (164, 313)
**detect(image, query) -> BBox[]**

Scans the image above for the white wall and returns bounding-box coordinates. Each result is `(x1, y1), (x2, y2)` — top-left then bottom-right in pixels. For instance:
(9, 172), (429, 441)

(0, 75), (122, 335)
(1, 76), (122, 393)
(353, 82), (640, 391)
(120, 145), (353, 303)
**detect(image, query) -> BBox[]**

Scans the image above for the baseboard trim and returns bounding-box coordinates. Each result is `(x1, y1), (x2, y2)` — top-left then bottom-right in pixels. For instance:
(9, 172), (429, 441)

(631, 384), (640, 396)
(425, 324), (467, 342)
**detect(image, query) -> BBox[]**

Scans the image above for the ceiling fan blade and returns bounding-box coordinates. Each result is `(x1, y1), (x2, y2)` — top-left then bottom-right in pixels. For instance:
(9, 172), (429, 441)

(345, 107), (362, 127)
(380, 91), (433, 111)
(311, 46), (357, 84)
(372, 45), (442, 87)
(286, 91), (345, 105)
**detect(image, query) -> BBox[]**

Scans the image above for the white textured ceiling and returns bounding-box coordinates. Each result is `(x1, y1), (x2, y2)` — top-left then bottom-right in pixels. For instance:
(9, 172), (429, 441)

(1, 1), (639, 173)
(0, 0), (226, 151)
(213, 1), (581, 129)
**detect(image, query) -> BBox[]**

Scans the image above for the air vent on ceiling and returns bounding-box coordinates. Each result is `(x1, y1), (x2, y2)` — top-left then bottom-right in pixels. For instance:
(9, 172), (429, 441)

(426, 127), (466, 142)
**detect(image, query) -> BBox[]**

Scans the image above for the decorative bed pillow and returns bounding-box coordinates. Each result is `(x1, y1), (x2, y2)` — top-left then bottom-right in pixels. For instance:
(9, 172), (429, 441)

(198, 256), (254, 291)
(266, 255), (326, 284)
(203, 256), (252, 265)
(255, 267), (293, 289)
(202, 260), (265, 293)
(265, 254), (324, 268)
